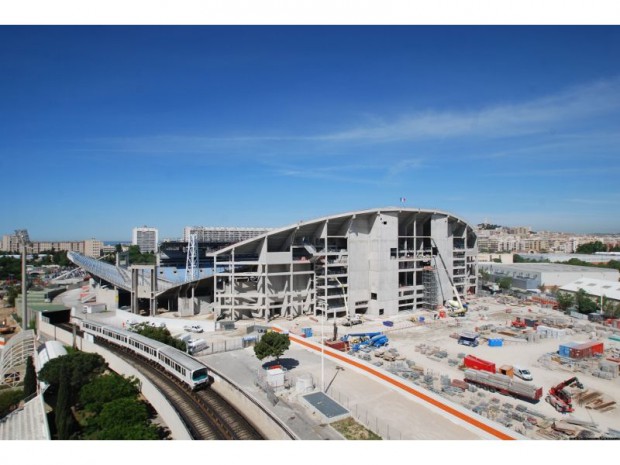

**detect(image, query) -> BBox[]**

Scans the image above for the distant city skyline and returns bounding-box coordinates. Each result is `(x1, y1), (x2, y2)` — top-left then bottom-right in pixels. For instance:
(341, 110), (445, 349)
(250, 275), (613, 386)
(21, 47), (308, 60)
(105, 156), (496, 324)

(1, 26), (619, 240)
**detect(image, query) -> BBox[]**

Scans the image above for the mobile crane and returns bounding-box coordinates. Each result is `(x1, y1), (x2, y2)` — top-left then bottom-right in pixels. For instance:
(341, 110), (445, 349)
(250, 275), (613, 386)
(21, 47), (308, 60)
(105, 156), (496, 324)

(546, 377), (584, 413)
(432, 241), (467, 317)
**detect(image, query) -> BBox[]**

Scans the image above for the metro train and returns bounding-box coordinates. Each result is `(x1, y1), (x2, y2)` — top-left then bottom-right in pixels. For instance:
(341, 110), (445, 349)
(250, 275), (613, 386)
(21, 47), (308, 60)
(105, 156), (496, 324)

(78, 319), (210, 390)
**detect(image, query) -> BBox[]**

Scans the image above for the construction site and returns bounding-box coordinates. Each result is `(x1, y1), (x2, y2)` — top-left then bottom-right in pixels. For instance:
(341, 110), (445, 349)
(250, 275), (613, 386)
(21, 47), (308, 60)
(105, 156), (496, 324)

(261, 292), (620, 440)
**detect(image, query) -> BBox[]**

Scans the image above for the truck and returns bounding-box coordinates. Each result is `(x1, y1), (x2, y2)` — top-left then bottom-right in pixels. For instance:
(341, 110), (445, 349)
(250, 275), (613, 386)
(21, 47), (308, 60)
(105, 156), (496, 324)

(463, 355), (496, 373)
(463, 369), (543, 403)
(457, 331), (480, 347)
(82, 303), (107, 314)
(546, 377), (584, 413)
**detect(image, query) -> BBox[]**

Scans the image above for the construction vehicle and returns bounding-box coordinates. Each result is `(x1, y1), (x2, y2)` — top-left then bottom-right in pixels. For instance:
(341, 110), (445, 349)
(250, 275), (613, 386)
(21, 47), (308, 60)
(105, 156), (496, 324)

(457, 331), (480, 347)
(511, 317), (527, 328)
(464, 369), (543, 403)
(341, 332), (389, 351)
(433, 245), (468, 317)
(546, 377), (584, 414)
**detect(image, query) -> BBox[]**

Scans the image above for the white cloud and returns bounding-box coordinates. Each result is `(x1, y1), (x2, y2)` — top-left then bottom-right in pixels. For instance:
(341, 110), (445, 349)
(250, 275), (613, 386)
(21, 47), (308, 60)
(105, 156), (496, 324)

(318, 77), (620, 142)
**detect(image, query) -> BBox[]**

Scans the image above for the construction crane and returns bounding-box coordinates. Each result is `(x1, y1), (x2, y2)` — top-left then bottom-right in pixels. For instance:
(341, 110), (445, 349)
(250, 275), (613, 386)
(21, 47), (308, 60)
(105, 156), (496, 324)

(546, 377), (584, 413)
(431, 239), (467, 316)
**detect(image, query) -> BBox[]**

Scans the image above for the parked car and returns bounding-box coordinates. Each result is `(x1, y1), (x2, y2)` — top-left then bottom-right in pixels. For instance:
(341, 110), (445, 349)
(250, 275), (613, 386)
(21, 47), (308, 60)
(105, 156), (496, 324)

(184, 324), (204, 333)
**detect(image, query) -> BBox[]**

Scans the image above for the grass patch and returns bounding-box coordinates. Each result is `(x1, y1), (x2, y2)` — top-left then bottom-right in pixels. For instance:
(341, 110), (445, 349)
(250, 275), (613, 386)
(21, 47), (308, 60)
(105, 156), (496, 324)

(331, 417), (382, 440)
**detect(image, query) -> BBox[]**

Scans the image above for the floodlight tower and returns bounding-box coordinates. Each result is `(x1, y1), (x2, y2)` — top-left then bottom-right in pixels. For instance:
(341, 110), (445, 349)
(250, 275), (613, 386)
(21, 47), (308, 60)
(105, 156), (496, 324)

(15, 229), (31, 329)
(185, 233), (199, 282)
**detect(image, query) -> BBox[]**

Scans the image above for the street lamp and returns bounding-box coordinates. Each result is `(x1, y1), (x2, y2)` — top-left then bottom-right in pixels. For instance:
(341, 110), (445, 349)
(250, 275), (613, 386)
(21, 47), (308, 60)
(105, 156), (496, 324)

(15, 229), (31, 330)
(317, 297), (327, 392)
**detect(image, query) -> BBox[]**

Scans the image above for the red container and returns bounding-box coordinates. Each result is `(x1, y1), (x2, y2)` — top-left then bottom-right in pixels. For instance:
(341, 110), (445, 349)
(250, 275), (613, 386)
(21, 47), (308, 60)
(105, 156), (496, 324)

(463, 355), (496, 373)
(570, 341), (604, 359)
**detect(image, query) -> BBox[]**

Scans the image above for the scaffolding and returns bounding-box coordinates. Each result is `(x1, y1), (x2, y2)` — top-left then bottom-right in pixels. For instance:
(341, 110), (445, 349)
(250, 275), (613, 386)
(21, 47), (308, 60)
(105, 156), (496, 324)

(422, 266), (438, 310)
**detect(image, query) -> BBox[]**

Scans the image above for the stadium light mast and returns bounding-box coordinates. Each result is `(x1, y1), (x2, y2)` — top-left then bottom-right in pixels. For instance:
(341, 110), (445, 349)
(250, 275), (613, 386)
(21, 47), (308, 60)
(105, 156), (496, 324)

(185, 233), (199, 282)
(15, 229), (31, 329)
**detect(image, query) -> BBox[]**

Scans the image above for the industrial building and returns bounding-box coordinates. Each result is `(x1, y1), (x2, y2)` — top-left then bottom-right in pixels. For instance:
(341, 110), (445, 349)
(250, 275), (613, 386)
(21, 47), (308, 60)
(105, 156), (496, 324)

(479, 262), (619, 290)
(520, 252), (620, 264)
(132, 226), (158, 254)
(68, 207), (478, 320)
(560, 277), (620, 306)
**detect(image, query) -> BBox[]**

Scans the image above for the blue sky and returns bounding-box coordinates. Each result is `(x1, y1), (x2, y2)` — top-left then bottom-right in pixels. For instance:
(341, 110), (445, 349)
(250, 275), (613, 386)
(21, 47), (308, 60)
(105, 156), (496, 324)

(1, 26), (620, 241)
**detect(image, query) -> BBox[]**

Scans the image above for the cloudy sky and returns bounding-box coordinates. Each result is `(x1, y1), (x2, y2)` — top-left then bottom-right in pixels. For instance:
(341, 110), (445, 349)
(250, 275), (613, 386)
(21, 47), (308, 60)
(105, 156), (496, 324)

(1, 26), (619, 240)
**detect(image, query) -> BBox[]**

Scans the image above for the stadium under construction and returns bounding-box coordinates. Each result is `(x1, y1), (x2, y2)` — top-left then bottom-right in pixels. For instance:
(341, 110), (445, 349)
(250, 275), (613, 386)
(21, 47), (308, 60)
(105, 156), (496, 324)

(68, 207), (478, 321)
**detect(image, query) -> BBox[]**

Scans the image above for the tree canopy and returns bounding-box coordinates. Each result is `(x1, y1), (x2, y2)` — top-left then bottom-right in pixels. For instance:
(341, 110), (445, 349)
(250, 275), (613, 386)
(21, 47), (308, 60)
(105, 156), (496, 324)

(498, 277), (513, 291)
(38, 352), (108, 402)
(576, 241), (607, 254)
(575, 288), (599, 314)
(0, 389), (24, 419)
(254, 331), (290, 362)
(84, 397), (159, 440)
(132, 323), (187, 351)
(556, 292), (575, 312)
(79, 373), (140, 414)
(23, 355), (37, 398)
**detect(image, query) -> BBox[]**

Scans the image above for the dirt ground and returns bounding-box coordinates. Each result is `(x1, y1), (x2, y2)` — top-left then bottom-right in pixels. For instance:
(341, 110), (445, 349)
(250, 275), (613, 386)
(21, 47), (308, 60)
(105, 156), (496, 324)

(273, 296), (620, 439)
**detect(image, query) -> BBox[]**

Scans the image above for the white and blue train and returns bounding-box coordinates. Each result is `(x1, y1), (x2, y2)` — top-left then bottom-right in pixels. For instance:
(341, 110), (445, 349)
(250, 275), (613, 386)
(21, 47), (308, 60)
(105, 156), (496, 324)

(78, 319), (210, 390)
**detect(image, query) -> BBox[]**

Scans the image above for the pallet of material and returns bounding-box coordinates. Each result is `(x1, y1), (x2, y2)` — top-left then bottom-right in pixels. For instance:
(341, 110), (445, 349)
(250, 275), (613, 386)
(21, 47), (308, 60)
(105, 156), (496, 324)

(553, 421), (580, 436)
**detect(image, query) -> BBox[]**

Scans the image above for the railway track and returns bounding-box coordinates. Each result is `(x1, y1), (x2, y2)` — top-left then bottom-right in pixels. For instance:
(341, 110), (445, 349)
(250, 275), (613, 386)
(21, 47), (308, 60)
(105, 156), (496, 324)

(100, 340), (263, 440)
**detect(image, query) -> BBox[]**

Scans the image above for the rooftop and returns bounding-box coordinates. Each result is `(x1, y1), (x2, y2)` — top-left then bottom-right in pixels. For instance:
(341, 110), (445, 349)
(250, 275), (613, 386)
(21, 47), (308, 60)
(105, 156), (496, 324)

(561, 277), (620, 301)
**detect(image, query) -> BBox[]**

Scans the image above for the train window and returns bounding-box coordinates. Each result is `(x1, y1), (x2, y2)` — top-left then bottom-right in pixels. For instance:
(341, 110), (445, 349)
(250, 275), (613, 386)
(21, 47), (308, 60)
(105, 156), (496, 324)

(192, 368), (208, 381)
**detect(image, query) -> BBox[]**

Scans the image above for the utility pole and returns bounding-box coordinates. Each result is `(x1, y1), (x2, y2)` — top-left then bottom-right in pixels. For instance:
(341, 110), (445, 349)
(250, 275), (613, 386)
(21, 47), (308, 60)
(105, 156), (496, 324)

(15, 229), (31, 330)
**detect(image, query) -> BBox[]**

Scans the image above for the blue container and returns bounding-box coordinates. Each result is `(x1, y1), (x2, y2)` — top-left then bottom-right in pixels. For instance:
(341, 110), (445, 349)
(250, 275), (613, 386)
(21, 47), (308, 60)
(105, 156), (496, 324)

(383, 320), (394, 327)
(418, 317), (425, 323)
(488, 338), (503, 347)
(559, 343), (577, 357)
(302, 327), (313, 337)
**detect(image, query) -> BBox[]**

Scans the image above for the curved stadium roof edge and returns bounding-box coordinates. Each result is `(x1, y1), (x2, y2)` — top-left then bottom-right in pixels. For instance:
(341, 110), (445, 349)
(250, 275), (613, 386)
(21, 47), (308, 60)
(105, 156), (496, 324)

(208, 206), (475, 256)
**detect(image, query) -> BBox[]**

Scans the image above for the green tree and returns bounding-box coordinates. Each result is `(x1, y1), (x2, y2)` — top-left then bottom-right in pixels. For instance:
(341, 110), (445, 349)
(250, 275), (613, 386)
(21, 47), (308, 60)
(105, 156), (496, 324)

(575, 288), (598, 314)
(478, 269), (490, 283)
(39, 352), (107, 403)
(79, 374), (140, 414)
(0, 389), (24, 419)
(254, 331), (290, 362)
(55, 364), (75, 440)
(86, 397), (158, 440)
(556, 292), (575, 312)
(6, 286), (19, 307)
(498, 277), (513, 291)
(576, 241), (607, 254)
(133, 323), (186, 351)
(23, 356), (37, 398)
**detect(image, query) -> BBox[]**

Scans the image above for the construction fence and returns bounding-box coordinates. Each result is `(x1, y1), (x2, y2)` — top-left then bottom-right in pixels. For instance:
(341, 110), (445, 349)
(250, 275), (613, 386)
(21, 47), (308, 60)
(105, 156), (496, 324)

(327, 386), (405, 440)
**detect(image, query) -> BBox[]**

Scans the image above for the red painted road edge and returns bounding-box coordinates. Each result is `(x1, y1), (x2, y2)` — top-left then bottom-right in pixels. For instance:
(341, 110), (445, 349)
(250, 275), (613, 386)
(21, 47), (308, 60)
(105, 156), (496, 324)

(274, 328), (517, 440)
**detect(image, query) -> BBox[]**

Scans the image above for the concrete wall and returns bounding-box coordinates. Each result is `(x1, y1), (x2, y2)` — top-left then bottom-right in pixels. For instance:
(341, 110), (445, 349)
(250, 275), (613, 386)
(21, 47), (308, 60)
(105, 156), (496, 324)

(348, 216), (372, 314)
(209, 372), (296, 440)
(432, 214), (454, 306)
(95, 286), (119, 310)
(368, 212), (399, 316)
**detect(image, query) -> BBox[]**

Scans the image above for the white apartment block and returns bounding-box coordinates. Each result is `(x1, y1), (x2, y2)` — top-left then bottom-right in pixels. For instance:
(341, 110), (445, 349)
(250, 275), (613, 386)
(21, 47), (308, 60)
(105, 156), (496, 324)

(132, 227), (159, 254)
(183, 226), (271, 243)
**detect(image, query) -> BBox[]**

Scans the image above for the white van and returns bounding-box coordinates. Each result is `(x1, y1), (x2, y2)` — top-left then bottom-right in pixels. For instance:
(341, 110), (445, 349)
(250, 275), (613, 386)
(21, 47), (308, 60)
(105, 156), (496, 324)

(514, 366), (533, 381)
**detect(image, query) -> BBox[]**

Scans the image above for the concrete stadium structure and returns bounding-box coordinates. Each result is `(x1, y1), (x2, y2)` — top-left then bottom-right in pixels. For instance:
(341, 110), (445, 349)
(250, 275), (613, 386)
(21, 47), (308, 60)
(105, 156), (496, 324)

(209, 207), (478, 321)
(69, 208), (478, 321)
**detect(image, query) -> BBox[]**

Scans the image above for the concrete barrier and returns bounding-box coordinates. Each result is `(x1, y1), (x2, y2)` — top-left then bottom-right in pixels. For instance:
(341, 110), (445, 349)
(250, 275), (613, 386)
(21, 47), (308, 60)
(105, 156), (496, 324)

(209, 369), (297, 440)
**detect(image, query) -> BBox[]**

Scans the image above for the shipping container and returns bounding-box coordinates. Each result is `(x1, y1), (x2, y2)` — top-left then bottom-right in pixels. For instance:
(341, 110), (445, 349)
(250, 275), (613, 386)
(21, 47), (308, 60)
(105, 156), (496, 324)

(488, 338), (504, 347)
(559, 342), (578, 358)
(463, 355), (496, 373)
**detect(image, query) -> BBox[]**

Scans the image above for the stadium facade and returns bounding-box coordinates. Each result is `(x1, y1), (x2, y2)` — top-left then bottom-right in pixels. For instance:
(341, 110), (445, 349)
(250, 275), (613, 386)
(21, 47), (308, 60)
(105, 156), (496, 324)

(208, 207), (478, 321)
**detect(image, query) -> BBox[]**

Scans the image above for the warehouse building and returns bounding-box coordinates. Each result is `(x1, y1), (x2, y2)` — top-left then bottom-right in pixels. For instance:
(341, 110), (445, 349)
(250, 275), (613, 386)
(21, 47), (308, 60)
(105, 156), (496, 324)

(479, 262), (619, 290)
(560, 277), (620, 306)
